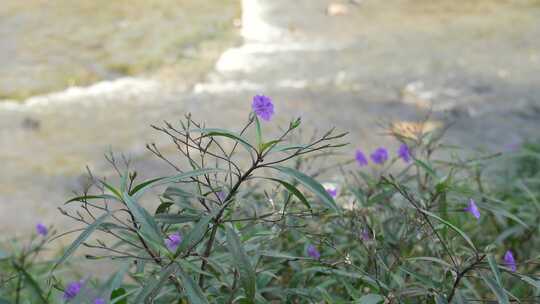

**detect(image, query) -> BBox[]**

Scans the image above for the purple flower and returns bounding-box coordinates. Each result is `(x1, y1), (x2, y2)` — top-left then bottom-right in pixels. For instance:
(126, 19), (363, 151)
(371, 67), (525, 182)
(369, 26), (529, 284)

(326, 188), (337, 198)
(216, 191), (227, 202)
(63, 280), (83, 301)
(94, 298), (106, 304)
(36, 223), (48, 236)
(504, 250), (517, 272)
(360, 229), (371, 242)
(323, 183), (338, 198)
(398, 144), (411, 163)
(355, 150), (368, 167)
(306, 244), (320, 260)
(464, 198), (481, 220)
(370, 147), (389, 165)
(165, 232), (182, 252)
(252, 94), (274, 121)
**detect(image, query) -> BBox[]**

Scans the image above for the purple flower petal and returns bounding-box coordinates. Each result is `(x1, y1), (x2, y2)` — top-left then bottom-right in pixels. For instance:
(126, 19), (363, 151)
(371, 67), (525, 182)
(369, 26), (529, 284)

(94, 298), (106, 304)
(360, 229), (371, 242)
(36, 223), (48, 237)
(370, 147), (389, 165)
(326, 188), (337, 198)
(63, 280), (83, 300)
(398, 144), (411, 163)
(504, 250), (517, 272)
(216, 191), (227, 202)
(165, 232), (183, 252)
(355, 150), (368, 167)
(464, 198), (481, 220)
(252, 94), (274, 121)
(306, 244), (320, 260)
(323, 184), (338, 198)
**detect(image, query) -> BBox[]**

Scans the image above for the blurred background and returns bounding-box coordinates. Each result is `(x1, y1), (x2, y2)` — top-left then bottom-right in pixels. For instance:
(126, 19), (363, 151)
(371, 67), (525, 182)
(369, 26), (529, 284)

(1, 0), (539, 235)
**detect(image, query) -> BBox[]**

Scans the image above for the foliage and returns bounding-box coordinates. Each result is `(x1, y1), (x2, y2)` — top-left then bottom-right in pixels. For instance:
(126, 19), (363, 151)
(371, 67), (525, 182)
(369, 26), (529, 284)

(1, 99), (539, 303)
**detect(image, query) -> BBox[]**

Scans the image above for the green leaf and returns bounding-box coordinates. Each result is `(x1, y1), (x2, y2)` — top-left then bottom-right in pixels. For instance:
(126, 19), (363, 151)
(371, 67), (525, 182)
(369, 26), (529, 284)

(265, 178), (311, 210)
(131, 168), (222, 199)
(65, 194), (120, 205)
(399, 266), (440, 289)
(189, 128), (255, 153)
(101, 181), (123, 200)
(272, 144), (307, 152)
(260, 250), (307, 260)
(289, 117), (301, 130)
(226, 225), (256, 301)
(272, 166), (338, 212)
(155, 213), (201, 224)
(255, 115), (263, 151)
(517, 274), (540, 290)
(55, 212), (110, 268)
(110, 288), (127, 304)
(177, 267), (209, 304)
(11, 263), (47, 303)
(406, 257), (453, 269)
(419, 209), (476, 251)
(487, 254), (502, 285)
(175, 215), (212, 255)
(260, 140), (281, 153)
(135, 263), (179, 303)
(434, 294), (449, 304)
(414, 158), (437, 178)
(177, 259), (214, 278)
(356, 294), (384, 304)
(481, 273), (510, 304)
(122, 194), (163, 247)
(100, 263), (130, 301)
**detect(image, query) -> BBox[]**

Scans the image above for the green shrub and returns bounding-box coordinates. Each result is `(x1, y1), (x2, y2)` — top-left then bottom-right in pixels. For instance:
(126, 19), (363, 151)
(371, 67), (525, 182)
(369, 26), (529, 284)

(1, 96), (539, 303)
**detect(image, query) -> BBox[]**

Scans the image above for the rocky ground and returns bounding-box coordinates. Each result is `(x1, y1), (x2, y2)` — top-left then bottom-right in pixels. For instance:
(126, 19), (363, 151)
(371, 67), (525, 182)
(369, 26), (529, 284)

(1, 0), (540, 239)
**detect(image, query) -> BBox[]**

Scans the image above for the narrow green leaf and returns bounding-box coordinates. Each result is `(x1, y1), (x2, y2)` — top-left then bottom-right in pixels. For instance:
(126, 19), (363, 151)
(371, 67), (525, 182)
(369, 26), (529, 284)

(132, 168), (222, 199)
(110, 288), (127, 304)
(122, 194), (163, 247)
(272, 166), (338, 212)
(481, 273), (510, 304)
(100, 263), (130, 300)
(487, 254), (503, 285)
(357, 294), (384, 304)
(434, 294), (449, 304)
(65, 194), (120, 205)
(177, 267), (210, 304)
(414, 158), (437, 178)
(272, 144), (307, 152)
(289, 117), (301, 130)
(101, 181), (123, 200)
(226, 225), (256, 301)
(260, 140), (281, 153)
(265, 178), (311, 210)
(189, 128), (255, 153)
(406, 257), (453, 269)
(136, 263), (179, 302)
(517, 274), (540, 290)
(255, 115), (263, 151)
(175, 215), (212, 255)
(419, 209), (476, 251)
(260, 250), (307, 260)
(12, 263), (47, 303)
(155, 213), (201, 224)
(55, 212), (110, 268)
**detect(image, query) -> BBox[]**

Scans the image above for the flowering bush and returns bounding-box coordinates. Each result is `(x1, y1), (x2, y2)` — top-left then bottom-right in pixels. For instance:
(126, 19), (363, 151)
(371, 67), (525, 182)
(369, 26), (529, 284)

(1, 95), (539, 303)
